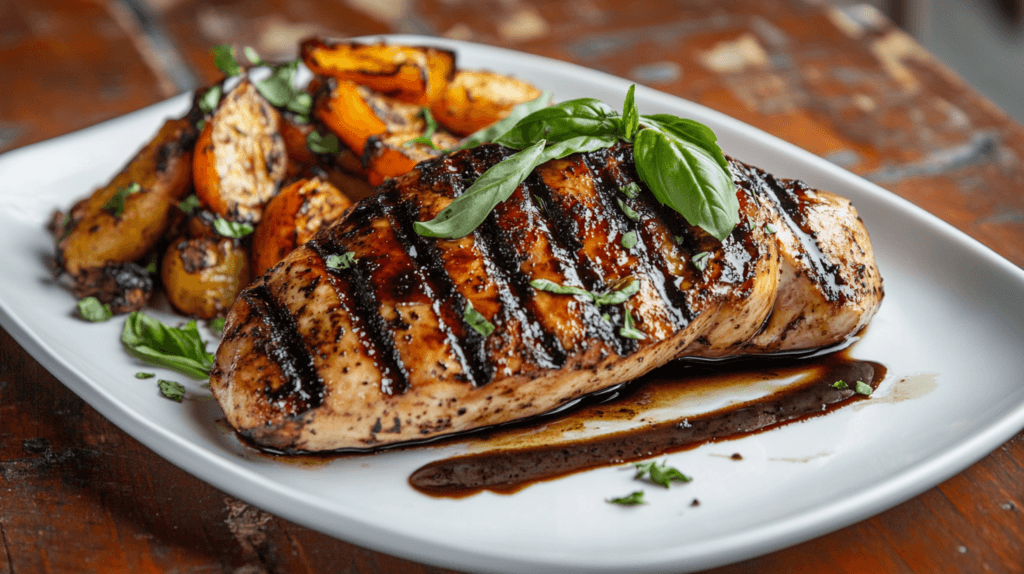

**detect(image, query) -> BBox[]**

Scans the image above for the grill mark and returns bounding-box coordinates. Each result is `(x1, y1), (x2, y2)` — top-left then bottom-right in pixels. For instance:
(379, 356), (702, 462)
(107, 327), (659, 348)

(452, 151), (569, 369)
(245, 283), (325, 411)
(746, 163), (853, 304)
(583, 147), (690, 328)
(381, 184), (493, 386)
(309, 202), (411, 395)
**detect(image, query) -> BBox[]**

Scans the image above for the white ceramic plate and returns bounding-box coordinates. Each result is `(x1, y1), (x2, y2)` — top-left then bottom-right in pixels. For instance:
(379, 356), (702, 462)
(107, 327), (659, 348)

(2, 36), (1024, 574)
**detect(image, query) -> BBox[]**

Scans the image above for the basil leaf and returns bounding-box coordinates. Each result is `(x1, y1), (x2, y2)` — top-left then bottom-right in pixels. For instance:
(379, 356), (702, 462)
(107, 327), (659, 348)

(620, 182), (640, 198)
(634, 128), (738, 241)
(213, 218), (254, 238)
(178, 194), (200, 215)
(198, 85), (222, 116)
(405, 108), (440, 149)
(286, 92), (313, 117)
(832, 380), (849, 389)
(622, 84), (639, 140)
(537, 134), (620, 164)
(641, 114), (728, 170)
(764, 222), (777, 234)
(325, 252), (356, 270)
(103, 182), (141, 217)
(691, 251), (711, 271)
(634, 460), (691, 488)
(77, 297), (112, 322)
(619, 308), (646, 340)
(414, 140), (547, 238)
(211, 45), (243, 76)
(158, 379), (186, 403)
(135, 372), (155, 379)
(594, 278), (640, 306)
(855, 381), (873, 396)
(255, 60), (299, 108)
(243, 46), (267, 66)
(121, 312), (215, 380)
(495, 98), (620, 150)
(621, 231), (638, 250)
(307, 131), (340, 154)
(530, 278), (596, 302)
(464, 302), (495, 337)
(607, 491), (645, 505)
(460, 91), (553, 149)
(617, 198), (640, 221)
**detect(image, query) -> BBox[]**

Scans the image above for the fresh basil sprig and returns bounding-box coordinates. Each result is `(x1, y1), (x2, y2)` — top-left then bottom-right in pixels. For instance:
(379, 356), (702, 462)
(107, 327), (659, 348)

(414, 84), (738, 241)
(121, 312), (215, 380)
(213, 218), (254, 238)
(460, 91), (554, 149)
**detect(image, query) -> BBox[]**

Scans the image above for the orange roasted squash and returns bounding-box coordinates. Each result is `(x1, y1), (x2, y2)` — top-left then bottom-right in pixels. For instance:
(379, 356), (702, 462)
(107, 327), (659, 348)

(314, 80), (425, 156)
(430, 70), (542, 136)
(301, 39), (455, 106)
(363, 130), (459, 186)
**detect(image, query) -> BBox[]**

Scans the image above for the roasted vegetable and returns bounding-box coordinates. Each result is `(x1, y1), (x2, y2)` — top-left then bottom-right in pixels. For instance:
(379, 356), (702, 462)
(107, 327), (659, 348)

(314, 80), (424, 156)
(57, 117), (196, 278)
(193, 80), (288, 224)
(430, 70), (542, 136)
(363, 130), (459, 186)
(301, 39), (455, 106)
(251, 177), (353, 277)
(161, 235), (252, 319)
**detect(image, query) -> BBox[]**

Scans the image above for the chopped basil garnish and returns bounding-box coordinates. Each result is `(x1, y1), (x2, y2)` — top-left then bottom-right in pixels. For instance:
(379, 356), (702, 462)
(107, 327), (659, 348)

(530, 278), (594, 301)
(621, 231), (638, 250)
(121, 312), (214, 380)
(533, 195), (545, 210)
(307, 131), (341, 154)
(855, 381), (873, 396)
(198, 85), (222, 115)
(764, 222), (777, 234)
(213, 218), (254, 238)
(617, 198), (640, 221)
(211, 45), (243, 76)
(405, 108), (440, 149)
(464, 302), (495, 337)
(179, 194), (200, 215)
(460, 91), (553, 149)
(594, 278), (640, 306)
(325, 252), (356, 270)
(135, 372), (155, 379)
(832, 380), (849, 389)
(77, 297), (112, 322)
(620, 182), (641, 198)
(243, 46), (267, 66)
(530, 277), (640, 307)
(619, 308), (646, 340)
(415, 86), (737, 241)
(158, 379), (186, 403)
(103, 182), (141, 217)
(209, 317), (225, 334)
(691, 251), (711, 271)
(607, 491), (646, 505)
(601, 313), (611, 322)
(634, 460), (691, 488)
(255, 59), (310, 117)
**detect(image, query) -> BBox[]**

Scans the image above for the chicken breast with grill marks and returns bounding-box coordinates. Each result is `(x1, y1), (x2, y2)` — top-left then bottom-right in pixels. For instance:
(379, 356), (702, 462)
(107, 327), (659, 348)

(210, 143), (883, 452)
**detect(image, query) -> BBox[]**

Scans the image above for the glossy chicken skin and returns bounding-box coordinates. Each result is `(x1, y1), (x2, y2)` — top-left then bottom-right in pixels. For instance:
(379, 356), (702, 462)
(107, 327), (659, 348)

(210, 143), (883, 452)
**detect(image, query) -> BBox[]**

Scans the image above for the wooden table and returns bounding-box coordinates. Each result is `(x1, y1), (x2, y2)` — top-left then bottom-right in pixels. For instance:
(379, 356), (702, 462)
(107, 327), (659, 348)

(3, 0), (1023, 571)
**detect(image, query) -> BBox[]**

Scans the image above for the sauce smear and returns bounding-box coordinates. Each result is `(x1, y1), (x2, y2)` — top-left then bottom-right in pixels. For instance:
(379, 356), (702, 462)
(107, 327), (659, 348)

(410, 351), (885, 498)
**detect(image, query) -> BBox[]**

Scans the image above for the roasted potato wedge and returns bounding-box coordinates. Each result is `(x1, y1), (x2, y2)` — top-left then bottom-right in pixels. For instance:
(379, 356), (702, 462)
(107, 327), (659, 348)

(57, 118), (196, 277)
(301, 39), (455, 106)
(251, 177), (353, 277)
(314, 80), (425, 156)
(161, 236), (252, 319)
(430, 70), (542, 136)
(363, 130), (459, 186)
(193, 80), (288, 224)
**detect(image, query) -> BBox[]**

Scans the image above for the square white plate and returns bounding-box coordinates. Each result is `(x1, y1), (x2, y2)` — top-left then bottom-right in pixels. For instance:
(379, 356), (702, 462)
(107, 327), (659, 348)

(2, 36), (1024, 573)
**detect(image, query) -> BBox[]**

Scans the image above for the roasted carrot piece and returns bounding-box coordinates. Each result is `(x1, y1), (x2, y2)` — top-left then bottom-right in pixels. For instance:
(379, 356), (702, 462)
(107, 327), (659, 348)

(301, 39), (455, 106)
(193, 80), (288, 224)
(314, 80), (425, 156)
(363, 130), (459, 186)
(251, 177), (353, 277)
(430, 70), (542, 136)
(57, 117), (196, 277)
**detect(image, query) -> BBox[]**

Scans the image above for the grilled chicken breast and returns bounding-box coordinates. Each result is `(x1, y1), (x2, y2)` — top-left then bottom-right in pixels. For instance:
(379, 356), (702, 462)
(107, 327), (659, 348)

(210, 143), (883, 452)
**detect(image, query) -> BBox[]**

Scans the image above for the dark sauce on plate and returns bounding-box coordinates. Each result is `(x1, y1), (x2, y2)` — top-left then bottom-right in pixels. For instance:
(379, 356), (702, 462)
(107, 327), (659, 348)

(408, 349), (885, 498)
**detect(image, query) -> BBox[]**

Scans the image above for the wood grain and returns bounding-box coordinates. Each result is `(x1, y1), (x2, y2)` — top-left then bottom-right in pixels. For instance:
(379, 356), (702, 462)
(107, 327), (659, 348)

(2, 0), (1024, 572)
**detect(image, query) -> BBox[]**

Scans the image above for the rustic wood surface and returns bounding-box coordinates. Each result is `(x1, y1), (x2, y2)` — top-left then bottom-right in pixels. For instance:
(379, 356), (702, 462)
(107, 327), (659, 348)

(2, 0), (1024, 572)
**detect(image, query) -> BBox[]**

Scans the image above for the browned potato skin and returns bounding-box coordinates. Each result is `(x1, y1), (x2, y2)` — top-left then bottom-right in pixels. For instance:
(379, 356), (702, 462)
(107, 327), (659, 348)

(193, 80), (287, 224)
(251, 177), (353, 278)
(57, 118), (196, 277)
(431, 70), (542, 136)
(161, 235), (252, 319)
